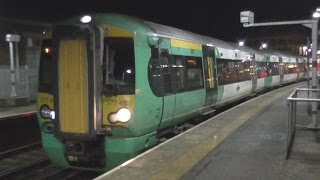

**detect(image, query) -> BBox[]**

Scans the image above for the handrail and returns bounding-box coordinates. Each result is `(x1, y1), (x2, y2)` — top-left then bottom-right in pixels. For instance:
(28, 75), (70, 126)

(285, 88), (320, 159)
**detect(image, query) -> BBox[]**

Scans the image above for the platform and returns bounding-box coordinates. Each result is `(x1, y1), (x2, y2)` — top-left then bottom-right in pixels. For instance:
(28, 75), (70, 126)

(0, 102), (36, 119)
(96, 82), (320, 180)
(0, 96), (29, 108)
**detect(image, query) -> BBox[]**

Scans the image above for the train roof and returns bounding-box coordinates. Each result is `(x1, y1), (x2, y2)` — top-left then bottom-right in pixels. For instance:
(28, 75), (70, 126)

(62, 13), (242, 50)
(62, 14), (304, 62)
(144, 21), (235, 49)
(261, 49), (307, 62)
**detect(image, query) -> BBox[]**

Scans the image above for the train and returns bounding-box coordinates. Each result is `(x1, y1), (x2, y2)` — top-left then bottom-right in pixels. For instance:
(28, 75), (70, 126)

(37, 13), (309, 171)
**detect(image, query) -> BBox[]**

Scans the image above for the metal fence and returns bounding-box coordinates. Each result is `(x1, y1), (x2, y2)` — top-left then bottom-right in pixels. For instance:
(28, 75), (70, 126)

(286, 88), (320, 159)
(0, 66), (38, 102)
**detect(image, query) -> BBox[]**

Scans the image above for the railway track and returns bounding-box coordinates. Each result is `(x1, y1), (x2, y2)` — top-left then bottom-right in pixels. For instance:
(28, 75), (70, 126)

(0, 143), (101, 179)
(0, 142), (42, 160)
(0, 144), (49, 179)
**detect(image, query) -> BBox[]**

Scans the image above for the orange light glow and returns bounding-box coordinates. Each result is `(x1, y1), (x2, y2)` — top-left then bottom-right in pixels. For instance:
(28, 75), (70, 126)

(187, 60), (196, 65)
(288, 65), (295, 68)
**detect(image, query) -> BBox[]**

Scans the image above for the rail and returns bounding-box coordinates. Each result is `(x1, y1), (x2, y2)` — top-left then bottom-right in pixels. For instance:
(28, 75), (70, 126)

(286, 88), (320, 159)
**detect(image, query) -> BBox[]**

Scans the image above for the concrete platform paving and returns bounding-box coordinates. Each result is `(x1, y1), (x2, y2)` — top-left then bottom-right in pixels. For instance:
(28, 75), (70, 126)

(0, 102), (36, 119)
(184, 84), (320, 180)
(96, 82), (319, 180)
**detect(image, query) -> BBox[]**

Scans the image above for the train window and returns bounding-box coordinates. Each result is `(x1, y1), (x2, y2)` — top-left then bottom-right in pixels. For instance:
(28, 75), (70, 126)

(103, 38), (135, 95)
(217, 58), (253, 85)
(161, 52), (174, 95)
(287, 64), (297, 74)
(148, 48), (162, 96)
(173, 56), (186, 92)
(148, 48), (175, 96)
(148, 52), (203, 95)
(298, 63), (306, 72)
(236, 61), (244, 81)
(283, 63), (288, 74)
(185, 56), (203, 90)
(243, 61), (251, 80)
(256, 61), (268, 78)
(217, 59), (228, 85)
(282, 63), (296, 74)
(228, 61), (237, 83)
(217, 59), (236, 85)
(268, 62), (279, 76)
(38, 39), (54, 92)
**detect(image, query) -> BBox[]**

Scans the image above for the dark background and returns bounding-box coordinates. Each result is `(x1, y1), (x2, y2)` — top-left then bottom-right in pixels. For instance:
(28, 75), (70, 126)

(0, 0), (318, 42)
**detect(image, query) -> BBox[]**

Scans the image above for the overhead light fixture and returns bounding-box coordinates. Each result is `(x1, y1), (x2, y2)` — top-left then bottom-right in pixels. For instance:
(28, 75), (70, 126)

(312, 7), (320, 18)
(303, 46), (307, 52)
(238, 41), (244, 46)
(261, 43), (267, 49)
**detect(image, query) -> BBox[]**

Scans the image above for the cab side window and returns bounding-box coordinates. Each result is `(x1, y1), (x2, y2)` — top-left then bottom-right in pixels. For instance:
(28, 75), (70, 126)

(148, 48), (173, 96)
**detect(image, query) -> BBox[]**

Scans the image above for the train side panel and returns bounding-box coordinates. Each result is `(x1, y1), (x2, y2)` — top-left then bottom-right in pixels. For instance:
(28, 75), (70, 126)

(220, 81), (252, 102)
(283, 73), (297, 83)
(170, 39), (206, 125)
(256, 78), (265, 90)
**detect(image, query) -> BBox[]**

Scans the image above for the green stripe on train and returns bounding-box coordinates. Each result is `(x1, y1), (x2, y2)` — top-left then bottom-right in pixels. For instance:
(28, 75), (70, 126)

(265, 76), (272, 87)
(217, 85), (224, 102)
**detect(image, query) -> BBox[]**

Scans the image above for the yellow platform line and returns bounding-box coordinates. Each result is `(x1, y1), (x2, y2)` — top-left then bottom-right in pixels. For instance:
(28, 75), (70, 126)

(150, 84), (299, 180)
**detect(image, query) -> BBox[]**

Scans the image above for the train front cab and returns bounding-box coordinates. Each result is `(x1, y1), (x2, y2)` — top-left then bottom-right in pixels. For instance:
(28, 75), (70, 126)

(37, 22), (158, 170)
(38, 24), (108, 170)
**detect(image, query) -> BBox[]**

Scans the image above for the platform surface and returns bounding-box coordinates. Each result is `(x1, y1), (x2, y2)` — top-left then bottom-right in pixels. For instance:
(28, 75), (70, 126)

(96, 82), (320, 180)
(0, 102), (36, 119)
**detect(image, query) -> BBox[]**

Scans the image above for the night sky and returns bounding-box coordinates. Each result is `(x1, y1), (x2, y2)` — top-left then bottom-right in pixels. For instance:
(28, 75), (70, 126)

(0, 0), (318, 42)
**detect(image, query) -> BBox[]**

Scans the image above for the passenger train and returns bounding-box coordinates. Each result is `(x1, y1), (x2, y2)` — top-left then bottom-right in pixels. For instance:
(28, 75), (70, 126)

(37, 13), (308, 171)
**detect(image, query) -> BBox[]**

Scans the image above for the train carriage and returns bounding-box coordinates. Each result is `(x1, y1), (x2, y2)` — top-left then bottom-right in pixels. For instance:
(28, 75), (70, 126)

(37, 13), (307, 171)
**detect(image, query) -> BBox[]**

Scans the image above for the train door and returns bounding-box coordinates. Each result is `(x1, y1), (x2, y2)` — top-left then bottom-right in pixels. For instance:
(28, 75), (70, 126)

(52, 25), (103, 139)
(202, 45), (218, 112)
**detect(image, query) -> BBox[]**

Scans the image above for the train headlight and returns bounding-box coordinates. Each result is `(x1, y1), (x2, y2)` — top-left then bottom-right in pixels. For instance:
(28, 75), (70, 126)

(80, 15), (92, 23)
(40, 105), (55, 120)
(109, 108), (131, 123)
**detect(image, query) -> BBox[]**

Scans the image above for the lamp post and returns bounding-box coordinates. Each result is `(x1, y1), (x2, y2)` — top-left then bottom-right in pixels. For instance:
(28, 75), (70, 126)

(240, 9), (319, 128)
(5, 34), (20, 97)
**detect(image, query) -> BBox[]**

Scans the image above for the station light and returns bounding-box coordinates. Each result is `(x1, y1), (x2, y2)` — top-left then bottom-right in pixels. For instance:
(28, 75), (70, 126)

(303, 46), (308, 52)
(260, 43), (267, 49)
(261, 43), (267, 49)
(239, 41), (244, 46)
(312, 7), (320, 18)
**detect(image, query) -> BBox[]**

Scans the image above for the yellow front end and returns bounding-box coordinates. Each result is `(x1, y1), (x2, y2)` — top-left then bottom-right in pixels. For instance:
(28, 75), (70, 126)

(59, 40), (89, 134)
